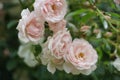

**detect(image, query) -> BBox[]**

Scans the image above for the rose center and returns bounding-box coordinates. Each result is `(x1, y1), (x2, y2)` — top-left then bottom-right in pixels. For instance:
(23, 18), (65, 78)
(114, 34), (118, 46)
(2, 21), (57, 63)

(52, 4), (56, 10)
(26, 19), (41, 38)
(78, 53), (84, 58)
(51, 1), (62, 14)
(75, 52), (85, 60)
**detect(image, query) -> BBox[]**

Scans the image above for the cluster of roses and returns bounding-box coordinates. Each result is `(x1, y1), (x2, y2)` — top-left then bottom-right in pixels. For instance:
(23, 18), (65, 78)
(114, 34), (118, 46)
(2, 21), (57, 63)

(17, 0), (98, 75)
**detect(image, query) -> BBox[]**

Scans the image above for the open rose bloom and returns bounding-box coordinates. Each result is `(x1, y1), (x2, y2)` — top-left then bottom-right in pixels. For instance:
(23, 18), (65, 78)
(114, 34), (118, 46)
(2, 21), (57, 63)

(34, 0), (67, 23)
(40, 29), (72, 74)
(48, 29), (72, 59)
(17, 0), (98, 75)
(64, 39), (98, 75)
(16, 9), (44, 44)
(40, 41), (64, 74)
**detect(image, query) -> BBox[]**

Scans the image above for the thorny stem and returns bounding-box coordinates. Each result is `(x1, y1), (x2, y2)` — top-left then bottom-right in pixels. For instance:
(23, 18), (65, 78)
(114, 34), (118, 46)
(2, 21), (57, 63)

(88, 0), (119, 33)
(107, 39), (117, 47)
(107, 39), (119, 54)
(96, 8), (119, 33)
(89, 0), (120, 56)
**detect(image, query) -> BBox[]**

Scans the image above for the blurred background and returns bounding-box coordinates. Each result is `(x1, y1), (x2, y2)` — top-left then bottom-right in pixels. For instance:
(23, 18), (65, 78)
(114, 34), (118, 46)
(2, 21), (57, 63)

(0, 0), (120, 80)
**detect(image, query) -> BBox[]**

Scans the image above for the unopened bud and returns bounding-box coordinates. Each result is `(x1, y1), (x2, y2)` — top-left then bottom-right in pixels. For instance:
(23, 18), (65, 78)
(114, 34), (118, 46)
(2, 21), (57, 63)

(104, 15), (111, 20)
(104, 32), (112, 37)
(80, 25), (90, 32)
(93, 29), (101, 34)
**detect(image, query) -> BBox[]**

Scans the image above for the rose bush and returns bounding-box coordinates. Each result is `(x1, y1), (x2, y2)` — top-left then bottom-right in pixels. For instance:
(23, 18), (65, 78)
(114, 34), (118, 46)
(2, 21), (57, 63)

(17, 0), (99, 75)
(9, 0), (120, 79)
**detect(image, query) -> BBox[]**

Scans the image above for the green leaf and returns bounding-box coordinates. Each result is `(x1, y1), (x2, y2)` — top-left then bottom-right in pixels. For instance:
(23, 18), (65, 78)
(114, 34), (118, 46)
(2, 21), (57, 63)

(4, 3), (17, 10)
(80, 11), (96, 23)
(66, 9), (92, 19)
(96, 47), (103, 60)
(110, 12), (120, 18)
(18, 0), (35, 9)
(32, 45), (42, 57)
(7, 20), (18, 29)
(6, 60), (17, 71)
(103, 39), (111, 52)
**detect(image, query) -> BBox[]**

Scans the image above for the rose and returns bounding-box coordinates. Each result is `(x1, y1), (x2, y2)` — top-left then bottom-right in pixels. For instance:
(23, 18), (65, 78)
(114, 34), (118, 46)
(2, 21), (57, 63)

(18, 44), (38, 67)
(34, 0), (67, 23)
(16, 9), (44, 44)
(40, 41), (64, 74)
(48, 29), (72, 59)
(64, 39), (98, 75)
(48, 19), (66, 33)
(41, 53), (64, 74)
(40, 29), (72, 74)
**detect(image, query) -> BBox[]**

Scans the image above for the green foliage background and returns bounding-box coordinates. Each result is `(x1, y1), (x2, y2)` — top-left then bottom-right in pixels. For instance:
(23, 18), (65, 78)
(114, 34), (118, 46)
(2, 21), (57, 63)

(0, 0), (120, 80)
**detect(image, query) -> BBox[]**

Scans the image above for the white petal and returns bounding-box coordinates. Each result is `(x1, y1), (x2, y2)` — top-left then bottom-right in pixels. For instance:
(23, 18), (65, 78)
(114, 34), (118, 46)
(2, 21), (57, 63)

(63, 62), (72, 73)
(24, 58), (38, 67)
(47, 62), (56, 74)
(24, 53), (38, 67)
(18, 44), (38, 67)
(56, 65), (63, 71)
(40, 54), (49, 65)
(18, 32), (29, 43)
(18, 44), (30, 58)
(71, 68), (81, 75)
(21, 8), (30, 18)
(80, 65), (96, 75)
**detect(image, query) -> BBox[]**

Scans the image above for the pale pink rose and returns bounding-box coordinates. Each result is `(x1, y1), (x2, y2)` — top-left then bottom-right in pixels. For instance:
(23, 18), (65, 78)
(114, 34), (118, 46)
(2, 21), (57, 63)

(16, 9), (44, 44)
(48, 19), (66, 33)
(18, 44), (38, 67)
(64, 39), (98, 75)
(40, 41), (64, 74)
(48, 29), (72, 59)
(34, 0), (67, 22)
